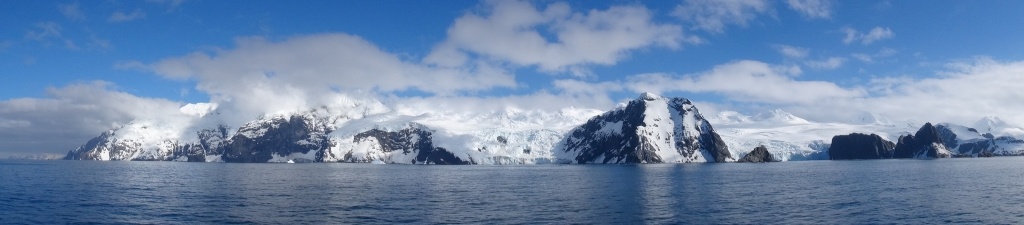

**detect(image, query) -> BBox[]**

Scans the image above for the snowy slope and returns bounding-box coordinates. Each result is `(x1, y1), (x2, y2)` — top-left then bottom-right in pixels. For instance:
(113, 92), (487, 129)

(709, 109), (916, 161)
(319, 107), (599, 164)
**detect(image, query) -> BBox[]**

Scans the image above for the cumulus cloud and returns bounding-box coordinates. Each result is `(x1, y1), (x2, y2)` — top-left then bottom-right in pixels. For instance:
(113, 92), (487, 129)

(774, 44), (809, 58)
(0, 81), (186, 155)
(109, 9), (147, 23)
(673, 0), (771, 33)
(841, 26), (894, 45)
(426, 0), (691, 75)
(625, 60), (865, 104)
(140, 33), (517, 120)
(786, 0), (833, 19)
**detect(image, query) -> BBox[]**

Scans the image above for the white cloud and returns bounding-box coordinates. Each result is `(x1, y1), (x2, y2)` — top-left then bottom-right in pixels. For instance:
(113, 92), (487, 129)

(774, 44), (809, 58)
(851, 48), (898, 63)
(25, 22), (63, 41)
(24, 22), (110, 50)
(790, 58), (1024, 127)
(24, 22), (80, 50)
(805, 57), (845, 69)
(109, 10), (147, 23)
(0, 81), (186, 155)
(673, 0), (771, 33)
(143, 33), (516, 119)
(851, 53), (873, 63)
(625, 60), (865, 104)
(841, 26), (894, 45)
(863, 27), (895, 44)
(58, 2), (86, 21)
(786, 0), (833, 19)
(426, 0), (691, 75)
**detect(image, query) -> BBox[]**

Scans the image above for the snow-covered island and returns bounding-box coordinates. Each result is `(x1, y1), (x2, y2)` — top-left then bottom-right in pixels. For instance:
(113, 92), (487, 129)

(64, 93), (1024, 164)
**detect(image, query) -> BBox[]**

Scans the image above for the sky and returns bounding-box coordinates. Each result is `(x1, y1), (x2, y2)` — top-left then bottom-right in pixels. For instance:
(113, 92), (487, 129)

(3, 0), (1024, 156)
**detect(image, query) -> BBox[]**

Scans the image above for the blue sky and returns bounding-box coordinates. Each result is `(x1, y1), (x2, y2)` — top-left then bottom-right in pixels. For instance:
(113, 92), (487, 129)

(3, 0), (1024, 155)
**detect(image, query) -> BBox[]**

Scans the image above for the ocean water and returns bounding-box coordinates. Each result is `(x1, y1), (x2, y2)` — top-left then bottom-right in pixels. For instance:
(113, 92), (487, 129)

(2, 158), (1024, 224)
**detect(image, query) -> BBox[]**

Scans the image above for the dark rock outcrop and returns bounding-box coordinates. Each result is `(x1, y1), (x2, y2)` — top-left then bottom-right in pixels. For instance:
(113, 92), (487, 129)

(828, 133), (895, 160)
(349, 125), (469, 165)
(561, 93), (731, 164)
(738, 145), (777, 163)
(893, 123), (951, 159)
(221, 115), (331, 163)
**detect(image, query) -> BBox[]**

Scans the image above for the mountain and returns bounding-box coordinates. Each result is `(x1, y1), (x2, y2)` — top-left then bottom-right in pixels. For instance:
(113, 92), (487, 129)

(974, 116), (1008, 134)
(558, 93), (731, 163)
(932, 123), (1024, 157)
(751, 109), (810, 125)
(850, 111), (894, 126)
(62, 93), (1024, 164)
(64, 94), (603, 164)
(893, 123), (953, 159)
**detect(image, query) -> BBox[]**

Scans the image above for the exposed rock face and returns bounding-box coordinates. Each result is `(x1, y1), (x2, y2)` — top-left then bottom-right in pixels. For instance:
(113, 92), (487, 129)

(828, 133), (895, 160)
(560, 93), (731, 164)
(893, 123), (952, 159)
(221, 115), (331, 163)
(64, 131), (114, 161)
(738, 145), (777, 163)
(347, 126), (469, 165)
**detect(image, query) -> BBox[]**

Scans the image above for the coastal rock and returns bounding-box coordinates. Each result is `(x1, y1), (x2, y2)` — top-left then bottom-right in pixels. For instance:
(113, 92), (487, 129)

(893, 123), (952, 159)
(737, 145), (777, 163)
(828, 133), (895, 160)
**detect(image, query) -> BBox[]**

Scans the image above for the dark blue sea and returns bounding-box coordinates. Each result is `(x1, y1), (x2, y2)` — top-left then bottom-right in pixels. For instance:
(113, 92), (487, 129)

(2, 158), (1023, 224)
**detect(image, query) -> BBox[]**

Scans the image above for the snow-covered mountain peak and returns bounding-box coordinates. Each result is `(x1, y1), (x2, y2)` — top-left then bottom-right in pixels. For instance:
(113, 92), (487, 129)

(973, 116), (1007, 132)
(972, 116), (1024, 137)
(708, 111), (753, 125)
(752, 109), (810, 124)
(559, 94), (731, 163)
(850, 111), (893, 126)
(639, 92), (663, 101)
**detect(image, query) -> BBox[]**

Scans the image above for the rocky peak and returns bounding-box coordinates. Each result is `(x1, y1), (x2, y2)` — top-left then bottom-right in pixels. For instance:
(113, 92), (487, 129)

(560, 94), (730, 164)
(894, 122), (952, 159)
